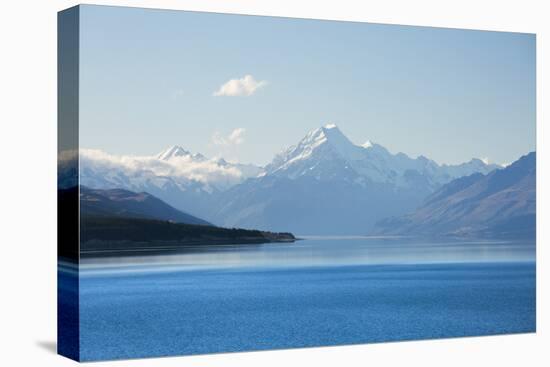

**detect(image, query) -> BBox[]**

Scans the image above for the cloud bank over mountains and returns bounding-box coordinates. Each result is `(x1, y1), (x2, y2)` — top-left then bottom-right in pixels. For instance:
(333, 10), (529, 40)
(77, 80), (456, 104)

(78, 148), (257, 192)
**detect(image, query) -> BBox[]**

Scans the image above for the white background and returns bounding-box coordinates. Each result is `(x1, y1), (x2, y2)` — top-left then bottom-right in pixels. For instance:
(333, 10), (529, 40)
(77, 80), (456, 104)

(0, 0), (547, 365)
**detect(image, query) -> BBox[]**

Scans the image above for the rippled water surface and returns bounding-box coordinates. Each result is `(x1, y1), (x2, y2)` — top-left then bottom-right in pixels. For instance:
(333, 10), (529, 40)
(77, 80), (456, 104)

(65, 237), (535, 361)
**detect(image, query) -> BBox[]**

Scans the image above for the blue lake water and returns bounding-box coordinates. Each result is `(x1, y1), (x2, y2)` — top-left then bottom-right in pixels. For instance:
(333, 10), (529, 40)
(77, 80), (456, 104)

(68, 237), (536, 361)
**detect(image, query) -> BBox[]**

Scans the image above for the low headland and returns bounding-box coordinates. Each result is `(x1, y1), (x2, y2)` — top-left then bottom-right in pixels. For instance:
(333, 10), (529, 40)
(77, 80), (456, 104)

(79, 215), (296, 257)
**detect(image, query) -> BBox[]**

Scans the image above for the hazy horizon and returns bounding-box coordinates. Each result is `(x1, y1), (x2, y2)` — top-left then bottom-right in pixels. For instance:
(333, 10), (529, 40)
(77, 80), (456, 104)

(79, 5), (535, 166)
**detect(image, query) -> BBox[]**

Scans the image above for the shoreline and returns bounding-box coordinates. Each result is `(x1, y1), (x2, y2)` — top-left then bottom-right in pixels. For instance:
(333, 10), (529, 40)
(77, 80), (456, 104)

(80, 237), (298, 258)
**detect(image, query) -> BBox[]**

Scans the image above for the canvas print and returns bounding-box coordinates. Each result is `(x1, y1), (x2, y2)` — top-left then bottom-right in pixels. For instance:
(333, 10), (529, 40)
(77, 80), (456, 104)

(58, 5), (536, 362)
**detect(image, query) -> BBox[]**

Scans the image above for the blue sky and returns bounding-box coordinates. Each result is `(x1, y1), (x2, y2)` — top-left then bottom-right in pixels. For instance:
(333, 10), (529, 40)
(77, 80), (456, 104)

(79, 5), (535, 166)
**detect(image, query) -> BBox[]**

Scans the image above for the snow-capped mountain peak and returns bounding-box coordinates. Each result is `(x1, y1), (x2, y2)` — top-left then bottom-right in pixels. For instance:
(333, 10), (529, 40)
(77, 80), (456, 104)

(157, 145), (190, 160)
(362, 140), (373, 148)
(157, 145), (207, 162)
(299, 124), (352, 148)
(265, 124), (499, 186)
(271, 125), (357, 168)
(320, 124), (355, 146)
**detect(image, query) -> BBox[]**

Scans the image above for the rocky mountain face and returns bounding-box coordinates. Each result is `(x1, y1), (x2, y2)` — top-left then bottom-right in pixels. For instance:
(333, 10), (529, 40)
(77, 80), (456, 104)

(372, 152), (536, 239)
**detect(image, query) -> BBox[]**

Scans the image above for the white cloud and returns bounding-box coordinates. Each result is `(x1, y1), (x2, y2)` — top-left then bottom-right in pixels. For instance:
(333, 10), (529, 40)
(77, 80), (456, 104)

(213, 75), (267, 97)
(211, 128), (246, 146)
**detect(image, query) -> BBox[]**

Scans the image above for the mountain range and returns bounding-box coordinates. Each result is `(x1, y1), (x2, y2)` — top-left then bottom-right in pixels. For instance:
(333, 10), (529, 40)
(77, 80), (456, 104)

(211, 125), (500, 234)
(372, 152), (536, 238)
(61, 124), (519, 235)
(265, 124), (497, 187)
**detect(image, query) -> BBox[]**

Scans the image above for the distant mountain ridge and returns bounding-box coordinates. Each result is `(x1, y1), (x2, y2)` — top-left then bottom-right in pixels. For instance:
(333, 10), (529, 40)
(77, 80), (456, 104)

(372, 152), (536, 238)
(80, 186), (211, 225)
